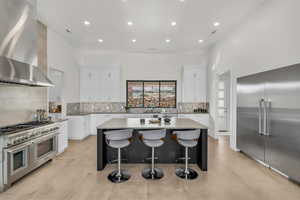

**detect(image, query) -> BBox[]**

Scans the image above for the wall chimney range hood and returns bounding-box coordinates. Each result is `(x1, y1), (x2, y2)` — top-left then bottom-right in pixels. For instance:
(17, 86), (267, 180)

(0, 0), (53, 87)
(0, 56), (53, 87)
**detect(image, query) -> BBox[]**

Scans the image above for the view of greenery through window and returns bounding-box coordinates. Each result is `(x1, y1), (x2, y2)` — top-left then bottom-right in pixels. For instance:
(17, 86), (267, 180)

(127, 81), (176, 108)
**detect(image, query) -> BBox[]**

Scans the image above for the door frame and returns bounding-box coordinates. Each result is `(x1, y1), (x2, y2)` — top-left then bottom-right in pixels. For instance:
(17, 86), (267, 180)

(216, 70), (232, 135)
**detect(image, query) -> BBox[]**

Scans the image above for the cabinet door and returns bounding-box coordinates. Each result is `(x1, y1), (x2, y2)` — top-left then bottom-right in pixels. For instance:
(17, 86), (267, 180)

(80, 68), (100, 101)
(49, 68), (64, 102)
(62, 121), (68, 149)
(84, 115), (91, 137)
(68, 117), (86, 140)
(57, 133), (64, 154)
(99, 69), (120, 101)
(183, 67), (206, 102)
(90, 115), (113, 135)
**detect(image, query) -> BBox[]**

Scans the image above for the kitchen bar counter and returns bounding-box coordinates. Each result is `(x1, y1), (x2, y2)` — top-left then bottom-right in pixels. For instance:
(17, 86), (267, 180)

(68, 112), (209, 116)
(97, 118), (207, 129)
(97, 118), (208, 171)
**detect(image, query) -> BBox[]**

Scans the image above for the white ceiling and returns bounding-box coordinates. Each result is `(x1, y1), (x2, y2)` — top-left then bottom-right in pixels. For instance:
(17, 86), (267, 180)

(38, 0), (266, 53)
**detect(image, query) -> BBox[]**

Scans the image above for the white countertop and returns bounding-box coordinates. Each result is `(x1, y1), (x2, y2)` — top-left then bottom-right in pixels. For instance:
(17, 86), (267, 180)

(97, 118), (207, 130)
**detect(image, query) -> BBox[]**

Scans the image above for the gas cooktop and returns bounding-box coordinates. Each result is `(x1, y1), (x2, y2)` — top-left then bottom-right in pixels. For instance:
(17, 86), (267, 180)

(0, 121), (54, 135)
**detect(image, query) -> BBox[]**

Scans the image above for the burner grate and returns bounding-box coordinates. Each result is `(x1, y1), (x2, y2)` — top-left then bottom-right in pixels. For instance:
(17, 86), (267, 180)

(0, 121), (53, 134)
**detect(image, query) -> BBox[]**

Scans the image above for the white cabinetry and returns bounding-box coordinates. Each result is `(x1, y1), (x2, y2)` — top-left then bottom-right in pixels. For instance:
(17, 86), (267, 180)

(80, 67), (121, 102)
(67, 115), (90, 140)
(99, 68), (121, 101)
(182, 66), (207, 102)
(57, 120), (68, 154)
(49, 68), (64, 102)
(80, 68), (99, 101)
(90, 114), (113, 135)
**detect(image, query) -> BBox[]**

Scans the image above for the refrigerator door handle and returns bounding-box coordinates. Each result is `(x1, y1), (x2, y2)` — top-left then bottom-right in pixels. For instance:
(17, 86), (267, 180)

(265, 100), (271, 136)
(258, 99), (264, 135)
(262, 99), (269, 136)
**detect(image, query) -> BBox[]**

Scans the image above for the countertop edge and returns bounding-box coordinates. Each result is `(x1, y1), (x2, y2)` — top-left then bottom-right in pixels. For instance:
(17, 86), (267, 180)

(67, 112), (209, 116)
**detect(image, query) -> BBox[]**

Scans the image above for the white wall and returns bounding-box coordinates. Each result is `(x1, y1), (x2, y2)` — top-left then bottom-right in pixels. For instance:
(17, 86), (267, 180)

(47, 28), (80, 103)
(79, 50), (207, 102)
(207, 0), (300, 149)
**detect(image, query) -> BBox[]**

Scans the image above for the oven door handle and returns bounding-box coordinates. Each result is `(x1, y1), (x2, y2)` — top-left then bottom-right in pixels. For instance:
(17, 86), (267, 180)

(4, 142), (31, 154)
(33, 132), (58, 144)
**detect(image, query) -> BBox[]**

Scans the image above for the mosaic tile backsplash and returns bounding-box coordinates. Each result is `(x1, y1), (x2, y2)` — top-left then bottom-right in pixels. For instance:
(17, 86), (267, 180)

(67, 102), (209, 115)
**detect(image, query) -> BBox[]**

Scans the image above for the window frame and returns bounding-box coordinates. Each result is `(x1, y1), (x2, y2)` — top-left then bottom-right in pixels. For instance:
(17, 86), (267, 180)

(126, 80), (177, 108)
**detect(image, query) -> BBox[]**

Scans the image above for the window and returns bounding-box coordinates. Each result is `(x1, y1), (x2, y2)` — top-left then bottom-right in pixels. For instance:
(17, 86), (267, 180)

(127, 80), (176, 108)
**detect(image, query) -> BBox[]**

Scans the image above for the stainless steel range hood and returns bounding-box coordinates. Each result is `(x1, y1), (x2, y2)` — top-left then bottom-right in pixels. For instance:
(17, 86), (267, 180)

(0, 56), (53, 87)
(0, 0), (53, 87)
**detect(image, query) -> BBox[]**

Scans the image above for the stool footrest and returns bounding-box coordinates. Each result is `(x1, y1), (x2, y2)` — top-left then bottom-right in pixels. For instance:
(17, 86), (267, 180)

(144, 157), (158, 162)
(176, 157), (191, 163)
(108, 159), (127, 164)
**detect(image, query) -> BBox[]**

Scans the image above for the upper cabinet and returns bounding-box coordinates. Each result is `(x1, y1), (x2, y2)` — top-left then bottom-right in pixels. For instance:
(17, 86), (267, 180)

(80, 67), (121, 102)
(182, 66), (207, 102)
(49, 68), (64, 102)
(99, 68), (121, 101)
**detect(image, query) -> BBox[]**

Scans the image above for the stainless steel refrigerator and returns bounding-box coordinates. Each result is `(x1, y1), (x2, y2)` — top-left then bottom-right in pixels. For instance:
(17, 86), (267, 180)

(237, 63), (300, 183)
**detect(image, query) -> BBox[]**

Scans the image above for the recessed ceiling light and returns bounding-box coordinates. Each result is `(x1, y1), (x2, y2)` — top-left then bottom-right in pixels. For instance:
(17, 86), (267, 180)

(198, 39), (204, 43)
(171, 21), (177, 26)
(132, 39), (137, 43)
(127, 21), (133, 26)
(84, 20), (91, 26)
(98, 39), (103, 43)
(179, 0), (185, 2)
(165, 39), (171, 43)
(121, 0), (127, 2)
(65, 28), (72, 33)
(214, 22), (220, 27)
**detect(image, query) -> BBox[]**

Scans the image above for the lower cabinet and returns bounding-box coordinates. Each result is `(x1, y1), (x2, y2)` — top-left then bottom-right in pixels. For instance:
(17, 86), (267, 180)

(90, 114), (112, 135)
(68, 115), (91, 140)
(57, 120), (68, 154)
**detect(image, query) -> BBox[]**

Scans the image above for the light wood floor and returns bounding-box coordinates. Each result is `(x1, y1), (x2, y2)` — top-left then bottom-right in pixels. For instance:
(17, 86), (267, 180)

(1, 136), (300, 200)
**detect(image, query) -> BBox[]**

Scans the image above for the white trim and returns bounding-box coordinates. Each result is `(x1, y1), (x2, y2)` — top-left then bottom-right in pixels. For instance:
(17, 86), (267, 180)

(215, 70), (233, 136)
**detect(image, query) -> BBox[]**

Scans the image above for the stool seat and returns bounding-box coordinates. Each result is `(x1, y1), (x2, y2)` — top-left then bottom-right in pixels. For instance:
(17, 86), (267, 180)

(105, 129), (133, 141)
(174, 130), (200, 140)
(144, 139), (164, 148)
(139, 129), (166, 140)
(108, 140), (130, 149)
(178, 139), (197, 148)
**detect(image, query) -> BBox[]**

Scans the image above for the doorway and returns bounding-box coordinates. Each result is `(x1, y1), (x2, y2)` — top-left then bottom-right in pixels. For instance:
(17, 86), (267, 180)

(216, 71), (231, 135)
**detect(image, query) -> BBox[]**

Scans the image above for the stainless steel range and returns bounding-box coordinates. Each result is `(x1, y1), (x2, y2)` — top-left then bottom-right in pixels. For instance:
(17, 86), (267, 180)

(0, 121), (59, 191)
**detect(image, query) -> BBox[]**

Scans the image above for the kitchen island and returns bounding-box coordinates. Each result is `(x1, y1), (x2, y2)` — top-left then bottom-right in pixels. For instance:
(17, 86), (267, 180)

(97, 118), (208, 171)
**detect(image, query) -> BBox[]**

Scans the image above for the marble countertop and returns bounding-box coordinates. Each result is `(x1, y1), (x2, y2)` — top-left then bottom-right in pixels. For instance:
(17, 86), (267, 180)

(97, 118), (207, 130)
(51, 118), (68, 123)
(67, 112), (209, 116)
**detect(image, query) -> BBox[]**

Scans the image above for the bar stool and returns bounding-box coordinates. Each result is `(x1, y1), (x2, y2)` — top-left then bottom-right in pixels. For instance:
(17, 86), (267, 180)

(104, 129), (133, 183)
(173, 130), (200, 180)
(139, 129), (166, 180)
